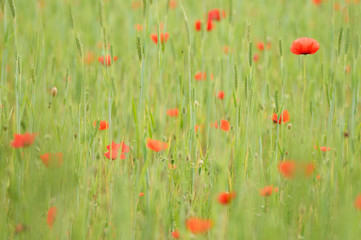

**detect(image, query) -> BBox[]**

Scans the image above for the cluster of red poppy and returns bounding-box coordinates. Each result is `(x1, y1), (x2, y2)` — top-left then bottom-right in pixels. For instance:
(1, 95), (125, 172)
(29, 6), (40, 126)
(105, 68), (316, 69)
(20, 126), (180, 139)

(195, 8), (226, 32)
(278, 160), (317, 179)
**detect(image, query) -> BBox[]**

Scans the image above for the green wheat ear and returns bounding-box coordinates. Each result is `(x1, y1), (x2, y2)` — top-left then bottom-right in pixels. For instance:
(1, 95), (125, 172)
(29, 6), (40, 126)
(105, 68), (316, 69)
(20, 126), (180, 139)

(234, 64), (238, 90)
(337, 27), (343, 56)
(274, 90), (279, 114)
(8, 0), (16, 18)
(98, 0), (104, 28)
(248, 41), (253, 67)
(69, 6), (75, 29)
(278, 38), (283, 57)
(75, 33), (83, 58)
(345, 27), (350, 56)
(137, 36), (142, 62)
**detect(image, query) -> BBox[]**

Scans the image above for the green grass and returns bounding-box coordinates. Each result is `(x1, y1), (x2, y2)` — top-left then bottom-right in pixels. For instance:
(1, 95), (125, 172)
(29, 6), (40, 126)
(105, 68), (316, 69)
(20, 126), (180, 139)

(0, 0), (361, 239)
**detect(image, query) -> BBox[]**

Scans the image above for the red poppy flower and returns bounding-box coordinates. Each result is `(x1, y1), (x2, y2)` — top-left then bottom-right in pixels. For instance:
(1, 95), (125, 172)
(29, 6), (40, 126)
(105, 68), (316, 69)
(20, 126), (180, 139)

(218, 192), (236, 205)
(272, 110), (290, 124)
(139, 192), (145, 197)
(171, 230), (180, 239)
(253, 54), (260, 62)
(135, 24), (143, 32)
(186, 218), (213, 234)
(94, 120), (109, 131)
(146, 139), (168, 152)
(304, 163), (316, 176)
(40, 153), (63, 168)
(206, 19), (214, 31)
(168, 163), (177, 169)
(98, 55), (118, 66)
(195, 72), (206, 81)
(259, 185), (279, 197)
(85, 51), (95, 65)
(151, 33), (169, 44)
(314, 145), (331, 152)
(355, 194), (361, 210)
(278, 160), (296, 179)
(131, 1), (142, 9)
(257, 42), (265, 51)
(220, 119), (230, 132)
(312, 0), (322, 5)
(266, 42), (272, 50)
(47, 207), (57, 228)
(208, 9), (221, 21)
(167, 108), (179, 117)
(195, 20), (202, 31)
(211, 121), (219, 129)
(217, 91), (225, 100)
(290, 37), (320, 55)
(104, 141), (129, 160)
(195, 72), (213, 81)
(195, 124), (204, 133)
(169, 0), (177, 9)
(11, 133), (37, 148)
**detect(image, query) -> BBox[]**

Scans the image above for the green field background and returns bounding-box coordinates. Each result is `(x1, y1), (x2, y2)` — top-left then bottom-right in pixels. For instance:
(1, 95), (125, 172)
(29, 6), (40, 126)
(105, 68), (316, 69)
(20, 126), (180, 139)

(0, 0), (361, 239)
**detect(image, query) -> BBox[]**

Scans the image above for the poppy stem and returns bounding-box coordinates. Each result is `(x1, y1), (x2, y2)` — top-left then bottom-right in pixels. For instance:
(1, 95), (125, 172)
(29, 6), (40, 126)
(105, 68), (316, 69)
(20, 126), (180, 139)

(303, 55), (307, 91)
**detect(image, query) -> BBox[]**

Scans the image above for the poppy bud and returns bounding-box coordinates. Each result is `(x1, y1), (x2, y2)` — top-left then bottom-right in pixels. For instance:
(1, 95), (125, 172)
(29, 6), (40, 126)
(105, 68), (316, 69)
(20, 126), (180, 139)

(287, 123), (292, 129)
(51, 87), (57, 97)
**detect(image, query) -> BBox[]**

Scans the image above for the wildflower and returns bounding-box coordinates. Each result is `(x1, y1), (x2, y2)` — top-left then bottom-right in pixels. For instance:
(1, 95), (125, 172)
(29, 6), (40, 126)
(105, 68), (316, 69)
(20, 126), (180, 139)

(259, 185), (278, 197)
(207, 19), (214, 31)
(304, 162), (316, 176)
(169, 0), (177, 9)
(290, 37), (320, 55)
(195, 124), (204, 133)
(257, 42), (265, 51)
(139, 192), (145, 197)
(135, 24), (143, 32)
(85, 51), (95, 65)
(217, 91), (225, 100)
(168, 163), (177, 169)
(171, 230), (180, 238)
(146, 139), (168, 152)
(253, 54), (260, 63)
(312, 0), (322, 5)
(195, 72), (206, 81)
(15, 223), (27, 234)
(11, 133), (37, 148)
(220, 119), (230, 132)
(195, 72), (213, 81)
(40, 153), (63, 168)
(195, 20), (202, 31)
(104, 141), (129, 160)
(223, 45), (230, 54)
(186, 218), (213, 234)
(47, 207), (57, 228)
(208, 9), (221, 21)
(355, 194), (361, 210)
(98, 55), (118, 66)
(272, 110), (290, 124)
(314, 145), (331, 152)
(151, 33), (169, 44)
(167, 108), (179, 117)
(218, 192), (236, 205)
(131, 1), (142, 9)
(94, 120), (109, 131)
(211, 121), (219, 129)
(278, 160), (296, 179)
